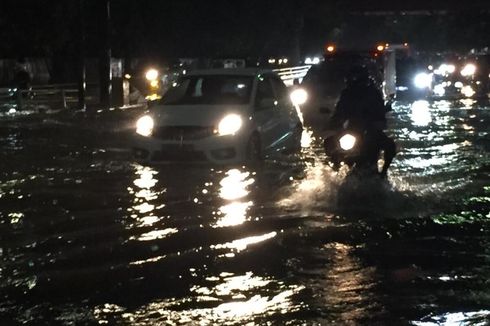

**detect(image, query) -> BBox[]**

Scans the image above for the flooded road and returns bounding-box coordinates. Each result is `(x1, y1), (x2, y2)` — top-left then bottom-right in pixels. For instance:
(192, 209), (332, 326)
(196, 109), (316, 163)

(0, 100), (489, 325)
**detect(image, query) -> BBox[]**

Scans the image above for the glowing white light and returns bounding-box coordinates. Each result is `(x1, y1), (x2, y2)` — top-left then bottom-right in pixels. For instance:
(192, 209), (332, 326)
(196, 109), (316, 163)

(433, 83), (446, 97)
(136, 115), (154, 137)
(290, 88), (308, 105)
(219, 169), (254, 200)
(455, 81), (463, 88)
(412, 310), (490, 326)
(461, 85), (475, 98)
(145, 68), (159, 81)
(134, 167), (157, 189)
(434, 63), (455, 76)
(218, 114), (242, 136)
(301, 129), (313, 148)
(339, 134), (356, 151)
(410, 100), (432, 126)
(216, 201), (252, 228)
(212, 232), (277, 252)
(461, 63), (476, 77)
(305, 57), (320, 65)
(133, 228), (178, 241)
(414, 72), (432, 89)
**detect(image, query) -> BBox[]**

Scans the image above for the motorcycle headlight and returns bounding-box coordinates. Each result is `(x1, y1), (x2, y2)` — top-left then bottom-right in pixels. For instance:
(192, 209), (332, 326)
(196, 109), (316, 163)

(217, 114), (242, 136)
(136, 115), (154, 137)
(290, 88), (308, 105)
(339, 133), (356, 151)
(145, 68), (159, 81)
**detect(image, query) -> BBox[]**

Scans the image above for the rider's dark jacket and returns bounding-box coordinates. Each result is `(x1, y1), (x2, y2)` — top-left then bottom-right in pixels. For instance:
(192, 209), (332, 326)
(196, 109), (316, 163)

(330, 80), (387, 131)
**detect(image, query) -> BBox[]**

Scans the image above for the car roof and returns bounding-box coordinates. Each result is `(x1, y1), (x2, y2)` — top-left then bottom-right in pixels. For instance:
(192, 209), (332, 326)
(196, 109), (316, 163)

(186, 68), (277, 77)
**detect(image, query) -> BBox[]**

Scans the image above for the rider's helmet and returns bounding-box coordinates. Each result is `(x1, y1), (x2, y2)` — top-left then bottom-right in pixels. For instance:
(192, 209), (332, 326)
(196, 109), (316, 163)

(345, 65), (370, 87)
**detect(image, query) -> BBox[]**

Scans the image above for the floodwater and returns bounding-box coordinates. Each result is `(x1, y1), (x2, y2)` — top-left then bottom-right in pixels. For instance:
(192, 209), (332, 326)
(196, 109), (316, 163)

(0, 100), (489, 325)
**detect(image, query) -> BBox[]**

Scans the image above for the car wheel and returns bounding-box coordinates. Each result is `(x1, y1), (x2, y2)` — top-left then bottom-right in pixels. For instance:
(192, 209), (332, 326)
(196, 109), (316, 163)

(246, 133), (261, 162)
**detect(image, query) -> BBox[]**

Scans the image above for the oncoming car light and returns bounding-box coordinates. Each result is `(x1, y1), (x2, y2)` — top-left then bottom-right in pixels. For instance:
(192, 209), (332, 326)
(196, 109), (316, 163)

(290, 88), (308, 105)
(461, 85), (475, 98)
(136, 115), (154, 137)
(414, 72), (432, 89)
(461, 63), (476, 77)
(339, 134), (356, 151)
(217, 114), (242, 136)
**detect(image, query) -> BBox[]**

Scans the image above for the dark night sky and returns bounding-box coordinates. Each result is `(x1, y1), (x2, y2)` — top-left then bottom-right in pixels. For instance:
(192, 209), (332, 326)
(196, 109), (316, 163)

(0, 0), (489, 61)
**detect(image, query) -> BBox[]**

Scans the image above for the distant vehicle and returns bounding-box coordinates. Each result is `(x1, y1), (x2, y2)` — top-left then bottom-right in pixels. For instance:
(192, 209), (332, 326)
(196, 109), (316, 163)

(428, 54), (490, 100)
(299, 49), (382, 130)
(132, 68), (303, 164)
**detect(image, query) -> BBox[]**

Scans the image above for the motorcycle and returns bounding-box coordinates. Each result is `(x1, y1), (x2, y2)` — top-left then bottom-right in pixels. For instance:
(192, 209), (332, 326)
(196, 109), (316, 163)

(323, 124), (382, 177)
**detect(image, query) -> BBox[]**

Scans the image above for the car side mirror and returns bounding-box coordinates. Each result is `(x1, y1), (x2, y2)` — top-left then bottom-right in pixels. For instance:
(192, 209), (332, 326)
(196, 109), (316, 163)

(258, 98), (276, 110)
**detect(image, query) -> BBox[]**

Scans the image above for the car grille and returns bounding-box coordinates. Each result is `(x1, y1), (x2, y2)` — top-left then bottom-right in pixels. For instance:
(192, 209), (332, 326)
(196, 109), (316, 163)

(153, 126), (215, 141)
(151, 149), (208, 162)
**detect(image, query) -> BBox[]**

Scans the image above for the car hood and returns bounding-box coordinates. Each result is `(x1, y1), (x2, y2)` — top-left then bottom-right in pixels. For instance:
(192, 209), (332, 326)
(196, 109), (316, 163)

(151, 104), (250, 126)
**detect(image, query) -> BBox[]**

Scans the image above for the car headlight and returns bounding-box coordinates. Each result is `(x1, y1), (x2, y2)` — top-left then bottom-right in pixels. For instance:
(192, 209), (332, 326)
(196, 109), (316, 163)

(461, 85), (475, 98)
(433, 83), (446, 97)
(339, 133), (356, 151)
(461, 63), (476, 77)
(136, 115), (154, 137)
(217, 114), (242, 136)
(290, 88), (308, 105)
(414, 72), (432, 89)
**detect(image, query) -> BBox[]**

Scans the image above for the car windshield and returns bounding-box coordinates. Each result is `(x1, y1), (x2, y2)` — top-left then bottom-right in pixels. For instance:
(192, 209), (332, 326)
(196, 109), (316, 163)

(160, 75), (253, 105)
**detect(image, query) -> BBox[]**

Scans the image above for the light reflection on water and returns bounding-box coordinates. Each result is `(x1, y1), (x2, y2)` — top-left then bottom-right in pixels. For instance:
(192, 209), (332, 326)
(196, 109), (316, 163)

(218, 168), (254, 201)
(412, 310), (490, 326)
(92, 273), (305, 325)
(410, 100), (432, 126)
(0, 99), (489, 324)
(216, 201), (253, 228)
(211, 231), (277, 254)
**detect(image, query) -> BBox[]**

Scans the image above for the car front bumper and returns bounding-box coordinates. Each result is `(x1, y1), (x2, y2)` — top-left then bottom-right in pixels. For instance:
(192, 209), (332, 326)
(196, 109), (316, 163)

(132, 133), (248, 165)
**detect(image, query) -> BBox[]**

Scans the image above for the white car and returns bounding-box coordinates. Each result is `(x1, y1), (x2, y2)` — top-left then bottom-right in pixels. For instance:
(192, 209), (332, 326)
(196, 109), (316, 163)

(132, 68), (303, 164)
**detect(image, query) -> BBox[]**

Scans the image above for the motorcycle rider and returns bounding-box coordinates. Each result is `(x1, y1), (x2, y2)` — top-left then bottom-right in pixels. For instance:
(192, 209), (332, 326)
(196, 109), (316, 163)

(329, 64), (396, 178)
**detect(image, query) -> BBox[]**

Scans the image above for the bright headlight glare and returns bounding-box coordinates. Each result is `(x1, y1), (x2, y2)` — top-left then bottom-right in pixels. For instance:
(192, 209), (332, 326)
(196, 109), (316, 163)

(461, 63), (476, 77)
(290, 88), (308, 105)
(150, 80), (159, 88)
(433, 84), (446, 97)
(414, 72), (432, 89)
(136, 115), (154, 137)
(218, 114), (242, 136)
(461, 85), (475, 98)
(145, 69), (159, 81)
(339, 133), (356, 151)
